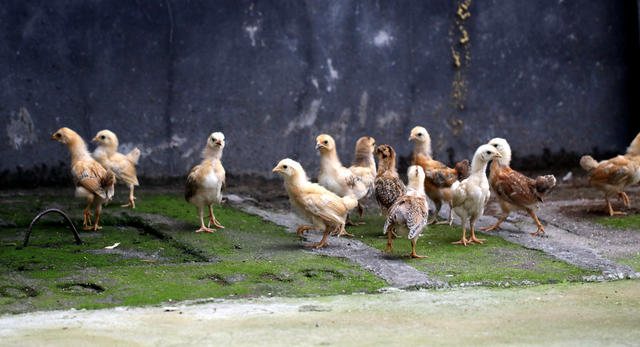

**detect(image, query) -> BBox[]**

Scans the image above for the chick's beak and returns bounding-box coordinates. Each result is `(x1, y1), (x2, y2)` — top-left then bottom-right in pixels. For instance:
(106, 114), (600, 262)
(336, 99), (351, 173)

(91, 137), (98, 143)
(272, 165), (280, 173)
(315, 143), (323, 150)
(215, 141), (222, 146)
(494, 152), (503, 158)
(408, 135), (416, 141)
(50, 134), (57, 141)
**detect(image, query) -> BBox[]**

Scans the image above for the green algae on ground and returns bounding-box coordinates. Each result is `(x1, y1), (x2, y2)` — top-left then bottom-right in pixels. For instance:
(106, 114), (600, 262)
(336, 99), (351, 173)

(352, 215), (597, 285)
(0, 191), (386, 314)
(594, 214), (640, 231)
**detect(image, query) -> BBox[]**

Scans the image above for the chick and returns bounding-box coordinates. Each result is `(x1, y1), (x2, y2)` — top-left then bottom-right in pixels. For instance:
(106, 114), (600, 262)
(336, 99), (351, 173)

(273, 158), (358, 248)
(185, 132), (226, 233)
(482, 138), (556, 235)
(409, 126), (470, 225)
(580, 132), (640, 215)
(316, 134), (369, 229)
(383, 165), (429, 258)
(348, 136), (377, 217)
(374, 144), (406, 216)
(92, 130), (141, 208)
(448, 144), (502, 245)
(51, 127), (115, 230)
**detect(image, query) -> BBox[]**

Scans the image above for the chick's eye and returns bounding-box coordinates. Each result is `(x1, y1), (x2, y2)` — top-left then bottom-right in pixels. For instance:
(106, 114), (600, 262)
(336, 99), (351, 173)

(100, 135), (105, 140)
(56, 133), (61, 138)
(418, 133), (422, 136)
(486, 151), (491, 155)
(324, 140), (328, 144)
(283, 165), (288, 169)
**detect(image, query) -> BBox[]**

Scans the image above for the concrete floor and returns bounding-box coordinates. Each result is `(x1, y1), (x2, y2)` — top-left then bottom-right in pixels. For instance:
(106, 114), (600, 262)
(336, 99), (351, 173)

(1, 280), (638, 346)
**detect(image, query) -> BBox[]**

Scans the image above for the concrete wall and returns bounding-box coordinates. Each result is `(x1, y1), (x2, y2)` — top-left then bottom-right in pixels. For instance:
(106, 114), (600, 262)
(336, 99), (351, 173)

(1, 0), (638, 185)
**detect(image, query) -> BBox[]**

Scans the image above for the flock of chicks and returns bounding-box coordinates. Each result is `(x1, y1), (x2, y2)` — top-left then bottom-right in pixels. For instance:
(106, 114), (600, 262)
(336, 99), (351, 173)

(50, 126), (640, 259)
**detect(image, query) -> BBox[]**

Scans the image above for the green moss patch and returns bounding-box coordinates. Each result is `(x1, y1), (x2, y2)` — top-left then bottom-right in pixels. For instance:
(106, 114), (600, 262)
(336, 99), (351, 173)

(0, 191), (386, 314)
(594, 215), (640, 231)
(352, 215), (597, 285)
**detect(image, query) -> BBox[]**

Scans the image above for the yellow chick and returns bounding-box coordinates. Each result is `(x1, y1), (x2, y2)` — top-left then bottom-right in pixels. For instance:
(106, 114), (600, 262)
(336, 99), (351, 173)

(273, 158), (358, 248)
(383, 165), (429, 258)
(92, 130), (141, 208)
(449, 144), (502, 245)
(348, 136), (377, 216)
(316, 134), (370, 228)
(51, 127), (115, 230)
(185, 132), (226, 233)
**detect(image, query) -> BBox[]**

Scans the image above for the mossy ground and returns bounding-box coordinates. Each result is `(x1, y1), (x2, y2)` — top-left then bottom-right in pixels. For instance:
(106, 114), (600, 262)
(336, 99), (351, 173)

(351, 214), (597, 285)
(0, 191), (386, 314)
(594, 214), (640, 231)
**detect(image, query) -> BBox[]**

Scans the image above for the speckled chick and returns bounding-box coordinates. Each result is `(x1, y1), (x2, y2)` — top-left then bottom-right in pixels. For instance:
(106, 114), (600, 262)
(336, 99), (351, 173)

(185, 132), (226, 233)
(92, 130), (141, 208)
(483, 138), (556, 236)
(374, 144), (406, 216)
(51, 127), (115, 231)
(383, 165), (429, 258)
(273, 158), (358, 248)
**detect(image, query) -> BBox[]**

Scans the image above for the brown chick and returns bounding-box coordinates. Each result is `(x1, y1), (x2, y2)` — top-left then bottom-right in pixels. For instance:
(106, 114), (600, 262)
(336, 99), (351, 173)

(482, 138), (556, 236)
(383, 165), (429, 258)
(348, 136), (377, 218)
(51, 127), (115, 231)
(374, 144), (406, 216)
(185, 132), (226, 233)
(92, 130), (141, 208)
(409, 126), (470, 225)
(580, 132), (640, 216)
(273, 158), (358, 248)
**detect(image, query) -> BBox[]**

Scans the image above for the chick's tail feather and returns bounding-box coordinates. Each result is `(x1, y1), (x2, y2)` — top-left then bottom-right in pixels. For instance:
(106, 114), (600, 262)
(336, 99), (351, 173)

(126, 148), (141, 165)
(535, 175), (556, 201)
(580, 155), (598, 172)
(102, 170), (116, 200)
(342, 194), (359, 211)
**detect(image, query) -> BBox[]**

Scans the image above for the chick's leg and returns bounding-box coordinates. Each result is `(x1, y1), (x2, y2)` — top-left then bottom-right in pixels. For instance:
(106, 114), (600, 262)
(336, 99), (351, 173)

(195, 206), (216, 233)
(305, 226), (331, 248)
(619, 192), (631, 208)
(482, 215), (508, 232)
(468, 220), (485, 244)
(383, 226), (394, 255)
(436, 202), (454, 225)
(91, 203), (103, 231)
(296, 225), (314, 237)
(346, 214), (365, 226)
(82, 196), (94, 230)
(428, 200), (442, 225)
(527, 209), (545, 236)
(405, 238), (426, 258)
(452, 220), (470, 246)
(335, 224), (354, 238)
(207, 205), (225, 229)
(606, 197), (626, 216)
(121, 184), (136, 208)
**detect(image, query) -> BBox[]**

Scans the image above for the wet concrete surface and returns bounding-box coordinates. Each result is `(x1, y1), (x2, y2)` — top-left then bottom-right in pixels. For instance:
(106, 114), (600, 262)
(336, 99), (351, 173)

(1, 280), (639, 346)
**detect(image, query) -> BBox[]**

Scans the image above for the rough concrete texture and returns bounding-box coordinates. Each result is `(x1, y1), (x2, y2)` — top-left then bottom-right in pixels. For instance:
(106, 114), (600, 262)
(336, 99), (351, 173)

(1, 1), (639, 185)
(233, 195), (446, 288)
(2, 280), (639, 346)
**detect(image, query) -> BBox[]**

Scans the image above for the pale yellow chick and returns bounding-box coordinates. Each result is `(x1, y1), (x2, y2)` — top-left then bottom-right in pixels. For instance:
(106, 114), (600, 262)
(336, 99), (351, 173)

(348, 136), (377, 217)
(316, 134), (370, 228)
(273, 158), (358, 248)
(449, 144), (502, 245)
(92, 130), (141, 208)
(185, 132), (226, 233)
(51, 127), (115, 230)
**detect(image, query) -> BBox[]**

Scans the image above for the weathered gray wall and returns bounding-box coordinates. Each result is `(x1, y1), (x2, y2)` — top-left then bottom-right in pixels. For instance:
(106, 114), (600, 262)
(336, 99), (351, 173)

(1, 0), (638, 185)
